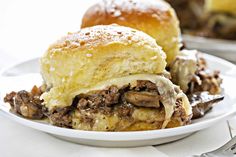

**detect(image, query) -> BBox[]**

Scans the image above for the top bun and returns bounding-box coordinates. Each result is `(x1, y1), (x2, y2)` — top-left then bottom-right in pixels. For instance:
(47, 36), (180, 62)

(40, 25), (166, 110)
(81, 0), (181, 64)
(205, 0), (236, 15)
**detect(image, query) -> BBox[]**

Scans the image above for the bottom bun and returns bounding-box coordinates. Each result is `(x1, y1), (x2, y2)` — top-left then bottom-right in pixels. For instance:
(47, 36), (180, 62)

(72, 104), (191, 131)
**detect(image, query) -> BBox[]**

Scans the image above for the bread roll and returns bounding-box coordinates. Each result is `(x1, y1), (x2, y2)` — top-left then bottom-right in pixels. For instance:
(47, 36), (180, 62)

(81, 0), (181, 64)
(40, 25), (167, 110)
(39, 25), (191, 131)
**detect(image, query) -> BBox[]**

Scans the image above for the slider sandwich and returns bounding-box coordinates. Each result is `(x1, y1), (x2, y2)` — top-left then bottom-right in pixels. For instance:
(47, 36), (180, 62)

(81, 0), (223, 118)
(4, 25), (192, 131)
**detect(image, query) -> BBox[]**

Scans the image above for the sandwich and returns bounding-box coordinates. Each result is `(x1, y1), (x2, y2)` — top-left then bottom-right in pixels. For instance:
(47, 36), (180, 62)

(81, 0), (223, 118)
(4, 25), (192, 131)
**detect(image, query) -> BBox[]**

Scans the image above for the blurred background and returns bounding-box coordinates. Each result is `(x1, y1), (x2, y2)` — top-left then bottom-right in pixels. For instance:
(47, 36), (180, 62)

(0, 0), (96, 67)
(0, 0), (236, 66)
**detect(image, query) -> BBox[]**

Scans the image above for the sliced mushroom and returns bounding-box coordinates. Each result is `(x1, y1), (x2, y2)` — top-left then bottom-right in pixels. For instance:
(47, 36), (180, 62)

(188, 91), (224, 119)
(124, 91), (160, 108)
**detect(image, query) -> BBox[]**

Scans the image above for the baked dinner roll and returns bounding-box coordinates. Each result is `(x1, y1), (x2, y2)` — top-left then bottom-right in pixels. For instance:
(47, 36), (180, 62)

(81, 0), (181, 64)
(38, 25), (192, 131)
(41, 25), (166, 110)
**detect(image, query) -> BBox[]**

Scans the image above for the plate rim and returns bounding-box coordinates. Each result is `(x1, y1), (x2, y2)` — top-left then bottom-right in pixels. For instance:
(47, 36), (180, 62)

(183, 34), (236, 46)
(0, 57), (39, 76)
(0, 105), (235, 141)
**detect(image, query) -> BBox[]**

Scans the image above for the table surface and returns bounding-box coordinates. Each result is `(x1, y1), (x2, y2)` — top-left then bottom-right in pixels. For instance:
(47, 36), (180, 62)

(0, 0), (236, 157)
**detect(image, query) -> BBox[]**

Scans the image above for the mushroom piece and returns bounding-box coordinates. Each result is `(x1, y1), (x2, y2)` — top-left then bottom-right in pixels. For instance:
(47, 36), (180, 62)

(188, 91), (224, 119)
(124, 91), (160, 108)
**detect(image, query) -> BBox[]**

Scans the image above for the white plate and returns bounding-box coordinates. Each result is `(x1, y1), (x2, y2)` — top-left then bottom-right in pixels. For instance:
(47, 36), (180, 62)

(183, 35), (236, 63)
(0, 54), (236, 147)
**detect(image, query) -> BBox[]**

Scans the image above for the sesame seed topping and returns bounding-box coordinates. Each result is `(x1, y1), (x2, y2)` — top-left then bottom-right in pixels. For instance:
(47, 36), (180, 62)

(86, 53), (92, 57)
(85, 32), (90, 35)
(80, 41), (86, 46)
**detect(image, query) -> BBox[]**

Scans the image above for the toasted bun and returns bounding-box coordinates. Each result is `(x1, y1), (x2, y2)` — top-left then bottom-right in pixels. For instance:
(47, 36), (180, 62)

(205, 0), (236, 15)
(40, 25), (166, 110)
(81, 0), (181, 64)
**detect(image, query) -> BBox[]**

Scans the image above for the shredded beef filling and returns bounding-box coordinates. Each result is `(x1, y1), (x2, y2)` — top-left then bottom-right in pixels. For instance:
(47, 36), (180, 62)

(4, 80), (174, 128)
(186, 55), (223, 119)
(188, 57), (222, 95)
(4, 86), (44, 119)
(74, 80), (161, 116)
(4, 85), (73, 128)
(170, 50), (222, 95)
(45, 107), (73, 128)
(170, 50), (223, 119)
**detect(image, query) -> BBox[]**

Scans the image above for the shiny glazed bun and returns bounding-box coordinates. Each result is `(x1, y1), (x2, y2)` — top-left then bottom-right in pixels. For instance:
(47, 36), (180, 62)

(40, 25), (167, 110)
(81, 0), (181, 64)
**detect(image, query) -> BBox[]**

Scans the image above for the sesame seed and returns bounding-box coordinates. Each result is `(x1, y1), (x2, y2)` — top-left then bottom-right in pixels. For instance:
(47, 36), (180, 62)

(86, 53), (92, 57)
(80, 41), (86, 46)
(50, 67), (55, 71)
(85, 32), (90, 35)
(150, 56), (158, 60)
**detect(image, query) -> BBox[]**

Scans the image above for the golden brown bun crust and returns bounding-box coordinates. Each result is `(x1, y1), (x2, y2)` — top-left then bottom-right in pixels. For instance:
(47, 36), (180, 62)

(81, 0), (181, 64)
(40, 25), (166, 110)
(205, 0), (236, 15)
